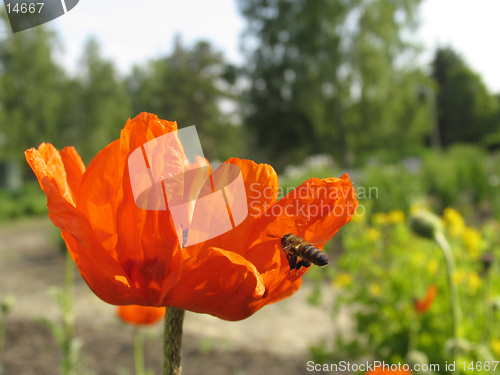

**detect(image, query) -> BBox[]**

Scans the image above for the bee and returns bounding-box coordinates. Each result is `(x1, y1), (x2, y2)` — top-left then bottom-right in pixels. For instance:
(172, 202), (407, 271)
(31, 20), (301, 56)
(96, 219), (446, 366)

(269, 233), (329, 274)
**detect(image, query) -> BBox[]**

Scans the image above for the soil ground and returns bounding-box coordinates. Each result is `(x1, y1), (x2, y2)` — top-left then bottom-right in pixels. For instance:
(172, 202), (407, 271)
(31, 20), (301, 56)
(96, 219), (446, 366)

(0, 217), (348, 375)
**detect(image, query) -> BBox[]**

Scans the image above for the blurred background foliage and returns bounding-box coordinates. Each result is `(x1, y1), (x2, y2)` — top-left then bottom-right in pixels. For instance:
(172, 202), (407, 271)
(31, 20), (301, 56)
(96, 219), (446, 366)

(1, 1), (500, 373)
(309, 208), (500, 373)
(1, 0), (499, 175)
(0, 0), (498, 173)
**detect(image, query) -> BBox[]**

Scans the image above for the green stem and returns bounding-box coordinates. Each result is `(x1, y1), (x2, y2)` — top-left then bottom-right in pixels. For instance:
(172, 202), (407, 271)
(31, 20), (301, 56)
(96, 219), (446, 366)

(435, 232), (461, 368)
(163, 307), (185, 375)
(408, 311), (419, 354)
(64, 250), (75, 339)
(0, 315), (6, 374)
(483, 274), (492, 343)
(133, 328), (145, 375)
(63, 250), (75, 375)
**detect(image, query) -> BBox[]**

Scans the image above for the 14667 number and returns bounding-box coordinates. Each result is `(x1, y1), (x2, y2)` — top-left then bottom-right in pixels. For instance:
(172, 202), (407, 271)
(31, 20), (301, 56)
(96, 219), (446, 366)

(6, 2), (44, 14)
(462, 361), (499, 371)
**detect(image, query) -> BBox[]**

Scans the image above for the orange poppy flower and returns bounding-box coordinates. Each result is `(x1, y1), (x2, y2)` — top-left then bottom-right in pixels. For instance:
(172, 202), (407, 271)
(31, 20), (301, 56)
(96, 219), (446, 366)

(365, 367), (411, 375)
(414, 285), (438, 314)
(117, 305), (166, 326)
(25, 112), (357, 321)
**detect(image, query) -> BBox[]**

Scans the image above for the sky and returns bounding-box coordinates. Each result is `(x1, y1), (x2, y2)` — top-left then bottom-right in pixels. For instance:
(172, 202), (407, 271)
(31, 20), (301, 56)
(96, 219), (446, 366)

(40, 0), (500, 93)
(50, 0), (246, 74)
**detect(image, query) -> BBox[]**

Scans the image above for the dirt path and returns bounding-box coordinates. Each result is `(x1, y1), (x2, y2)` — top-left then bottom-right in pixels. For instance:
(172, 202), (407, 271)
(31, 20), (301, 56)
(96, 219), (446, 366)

(0, 217), (346, 375)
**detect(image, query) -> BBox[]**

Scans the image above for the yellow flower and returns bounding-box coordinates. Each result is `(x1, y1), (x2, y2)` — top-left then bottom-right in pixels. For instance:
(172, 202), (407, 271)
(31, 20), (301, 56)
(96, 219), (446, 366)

(410, 203), (420, 214)
(369, 282), (382, 297)
(387, 210), (405, 224)
(427, 258), (439, 275)
(332, 273), (352, 289)
(410, 202), (430, 215)
(372, 213), (388, 225)
(368, 228), (381, 241)
(351, 210), (366, 223)
(467, 272), (481, 293)
(453, 269), (466, 285)
(443, 208), (465, 238)
(492, 339), (500, 356)
(462, 227), (482, 259)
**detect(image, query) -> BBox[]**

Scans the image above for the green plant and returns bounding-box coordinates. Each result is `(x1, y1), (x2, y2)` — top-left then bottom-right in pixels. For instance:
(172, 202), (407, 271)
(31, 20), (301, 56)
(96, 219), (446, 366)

(311, 209), (500, 374)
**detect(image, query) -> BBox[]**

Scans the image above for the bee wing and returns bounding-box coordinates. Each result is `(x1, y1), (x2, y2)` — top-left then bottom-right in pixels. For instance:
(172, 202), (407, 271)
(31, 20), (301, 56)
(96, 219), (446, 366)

(303, 234), (334, 249)
(302, 239), (325, 248)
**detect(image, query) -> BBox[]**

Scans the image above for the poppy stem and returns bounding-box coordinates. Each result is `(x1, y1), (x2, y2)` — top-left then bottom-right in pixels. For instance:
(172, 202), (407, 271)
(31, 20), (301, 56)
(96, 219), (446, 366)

(0, 314), (6, 373)
(133, 327), (145, 375)
(435, 232), (460, 370)
(162, 307), (185, 375)
(407, 311), (419, 354)
(62, 249), (76, 375)
(64, 250), (75, 340)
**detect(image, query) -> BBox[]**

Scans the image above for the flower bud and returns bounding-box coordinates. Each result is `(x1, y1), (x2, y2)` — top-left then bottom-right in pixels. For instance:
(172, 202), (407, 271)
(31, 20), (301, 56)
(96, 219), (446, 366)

(406, 350), (429, 370)
(492, 297), (500, 312)
(410, 211), (443, 240)
(1, 294), (16, 314)
(445, 338), (472, 357)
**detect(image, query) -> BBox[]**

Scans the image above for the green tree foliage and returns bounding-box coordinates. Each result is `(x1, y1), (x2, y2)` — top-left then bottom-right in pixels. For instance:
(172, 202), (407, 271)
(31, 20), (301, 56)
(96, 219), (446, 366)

(238, 0), (432, 168)
(239, 0), (349, 168)
(432, 47), (500, 147)
(0, 16), (131, 166)
(0, 12), (66, 161)
(73, 38), (131, 163)
(346, 0), (432, 158)
(128, 37), (245, 161)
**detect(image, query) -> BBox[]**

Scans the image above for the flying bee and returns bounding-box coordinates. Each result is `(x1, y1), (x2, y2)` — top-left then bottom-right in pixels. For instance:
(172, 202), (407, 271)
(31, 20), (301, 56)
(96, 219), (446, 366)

(269, 233), (329, 275)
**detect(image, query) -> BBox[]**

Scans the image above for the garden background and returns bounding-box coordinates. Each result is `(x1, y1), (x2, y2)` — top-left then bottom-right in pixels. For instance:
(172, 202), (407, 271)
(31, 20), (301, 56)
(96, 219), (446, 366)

(1, 0), (500, 374)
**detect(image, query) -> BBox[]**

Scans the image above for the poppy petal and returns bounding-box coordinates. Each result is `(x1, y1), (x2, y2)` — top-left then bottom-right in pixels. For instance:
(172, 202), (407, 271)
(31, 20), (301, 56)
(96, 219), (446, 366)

(186, 158), (279, 257)
(245, 239), (303, 304)
(26, 144), (77, 206)
(26, 148), (146, 305)
(248, 173), (357, 248)
(60, 146), (86, 201)
(414, 285), (437, 313)
(76, 114), (185, 274)
(162, 247), (265, 321)
(117, 305), (166, 325)
(249, 274), (302, 312)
